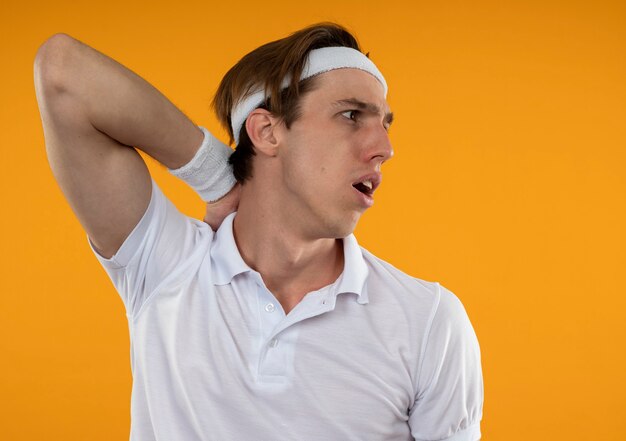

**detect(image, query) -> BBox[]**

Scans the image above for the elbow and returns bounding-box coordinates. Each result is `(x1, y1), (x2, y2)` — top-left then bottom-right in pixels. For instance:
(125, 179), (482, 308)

(34, 33), (77, 95)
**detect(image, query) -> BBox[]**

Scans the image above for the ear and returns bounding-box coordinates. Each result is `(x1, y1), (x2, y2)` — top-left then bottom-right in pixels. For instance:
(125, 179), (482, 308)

(245, 108), (281, 157)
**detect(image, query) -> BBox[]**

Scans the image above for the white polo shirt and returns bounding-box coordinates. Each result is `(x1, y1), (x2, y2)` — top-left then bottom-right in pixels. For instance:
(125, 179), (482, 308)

(88, 178), (483, 441)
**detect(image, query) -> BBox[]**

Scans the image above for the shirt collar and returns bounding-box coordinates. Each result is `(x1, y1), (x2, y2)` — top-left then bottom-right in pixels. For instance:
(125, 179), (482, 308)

(210, 212), (369, 305)
(210, 212), (253, 285)
(332, 233), (370, 304)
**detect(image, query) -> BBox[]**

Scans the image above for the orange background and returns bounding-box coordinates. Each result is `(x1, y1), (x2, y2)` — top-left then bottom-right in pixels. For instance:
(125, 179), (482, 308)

(1, 0), (625, 439)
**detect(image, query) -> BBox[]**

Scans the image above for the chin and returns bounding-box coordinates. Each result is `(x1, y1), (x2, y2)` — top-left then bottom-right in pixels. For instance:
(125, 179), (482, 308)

(320, 213), (360, 239)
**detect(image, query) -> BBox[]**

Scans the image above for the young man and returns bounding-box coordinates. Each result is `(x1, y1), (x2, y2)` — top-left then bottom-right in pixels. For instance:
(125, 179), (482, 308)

(34, 23), (483, 441)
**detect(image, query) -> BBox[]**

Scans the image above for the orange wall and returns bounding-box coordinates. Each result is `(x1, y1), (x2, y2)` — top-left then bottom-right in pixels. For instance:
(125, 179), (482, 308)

(2, 0), (625, 439)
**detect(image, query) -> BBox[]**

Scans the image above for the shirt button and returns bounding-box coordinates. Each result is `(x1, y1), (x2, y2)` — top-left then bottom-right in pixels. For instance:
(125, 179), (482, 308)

(269, 338), (278, 348)
(265, 303), (276, 313)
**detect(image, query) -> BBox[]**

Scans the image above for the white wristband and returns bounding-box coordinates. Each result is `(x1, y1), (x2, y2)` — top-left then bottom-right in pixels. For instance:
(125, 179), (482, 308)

(167, 126), (237, 202)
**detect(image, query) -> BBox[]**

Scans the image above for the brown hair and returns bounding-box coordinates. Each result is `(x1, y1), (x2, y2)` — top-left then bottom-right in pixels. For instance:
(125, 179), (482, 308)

(211, 22), (364, 183)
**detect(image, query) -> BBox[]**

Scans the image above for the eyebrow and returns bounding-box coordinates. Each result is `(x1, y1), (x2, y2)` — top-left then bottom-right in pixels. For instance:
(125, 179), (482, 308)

(332, 98), (394, 127)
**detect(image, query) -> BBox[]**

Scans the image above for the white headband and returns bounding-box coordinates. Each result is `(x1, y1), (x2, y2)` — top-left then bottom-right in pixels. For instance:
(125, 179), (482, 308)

(230, 46), (388, 145)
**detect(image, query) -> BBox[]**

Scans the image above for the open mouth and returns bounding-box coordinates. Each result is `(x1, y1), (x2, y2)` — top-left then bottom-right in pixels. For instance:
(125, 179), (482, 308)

(352, 174), (381, 199)
(352, 180), (374, 196)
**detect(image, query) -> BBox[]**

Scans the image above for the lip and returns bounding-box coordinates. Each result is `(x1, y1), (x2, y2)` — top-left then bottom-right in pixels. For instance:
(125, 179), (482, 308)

(352, 172), (382, 192)
(352, 185), (374, 207)
(351, 172), (382, 208)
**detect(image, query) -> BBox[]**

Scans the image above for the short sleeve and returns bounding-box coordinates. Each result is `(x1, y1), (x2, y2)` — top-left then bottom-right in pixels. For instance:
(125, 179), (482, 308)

(408, 284), (484, 441)
(87, 178), (213, 318)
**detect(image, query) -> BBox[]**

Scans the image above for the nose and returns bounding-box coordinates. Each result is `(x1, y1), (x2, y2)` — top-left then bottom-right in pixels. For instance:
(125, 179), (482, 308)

(363, 124), (394, 164)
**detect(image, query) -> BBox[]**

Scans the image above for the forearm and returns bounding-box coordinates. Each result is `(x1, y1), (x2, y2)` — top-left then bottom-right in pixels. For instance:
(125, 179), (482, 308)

(36, 33), (203, 170)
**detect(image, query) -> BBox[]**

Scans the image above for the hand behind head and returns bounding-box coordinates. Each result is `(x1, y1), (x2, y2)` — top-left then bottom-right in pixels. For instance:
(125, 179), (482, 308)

(203, 183), (241, 231)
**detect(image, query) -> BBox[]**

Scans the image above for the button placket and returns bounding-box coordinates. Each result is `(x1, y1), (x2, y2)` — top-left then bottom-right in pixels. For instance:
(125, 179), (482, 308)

(256, 285), (283, 359)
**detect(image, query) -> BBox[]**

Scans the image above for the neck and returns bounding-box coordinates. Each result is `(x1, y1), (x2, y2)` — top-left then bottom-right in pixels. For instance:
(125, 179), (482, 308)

(232, 182), (344, 308)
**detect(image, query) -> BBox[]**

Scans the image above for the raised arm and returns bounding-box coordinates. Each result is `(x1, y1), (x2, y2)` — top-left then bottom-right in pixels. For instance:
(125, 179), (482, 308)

(34, 33), (205, 258)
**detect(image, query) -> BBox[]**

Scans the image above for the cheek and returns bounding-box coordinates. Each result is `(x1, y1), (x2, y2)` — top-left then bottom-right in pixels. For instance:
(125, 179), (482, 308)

(280, 133), (347, 199)
(283, 138), (324, 174)
(280, 143), (321, 195)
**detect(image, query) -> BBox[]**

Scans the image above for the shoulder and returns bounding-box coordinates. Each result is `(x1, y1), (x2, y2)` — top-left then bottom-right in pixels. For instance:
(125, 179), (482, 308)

(89, 178), (215, 318)
(360, 246), (439, 296)
(359, 246), (469, 316)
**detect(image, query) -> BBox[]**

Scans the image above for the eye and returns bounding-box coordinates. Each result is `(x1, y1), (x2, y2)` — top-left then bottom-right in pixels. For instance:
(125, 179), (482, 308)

(341, 109), (360, 122)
